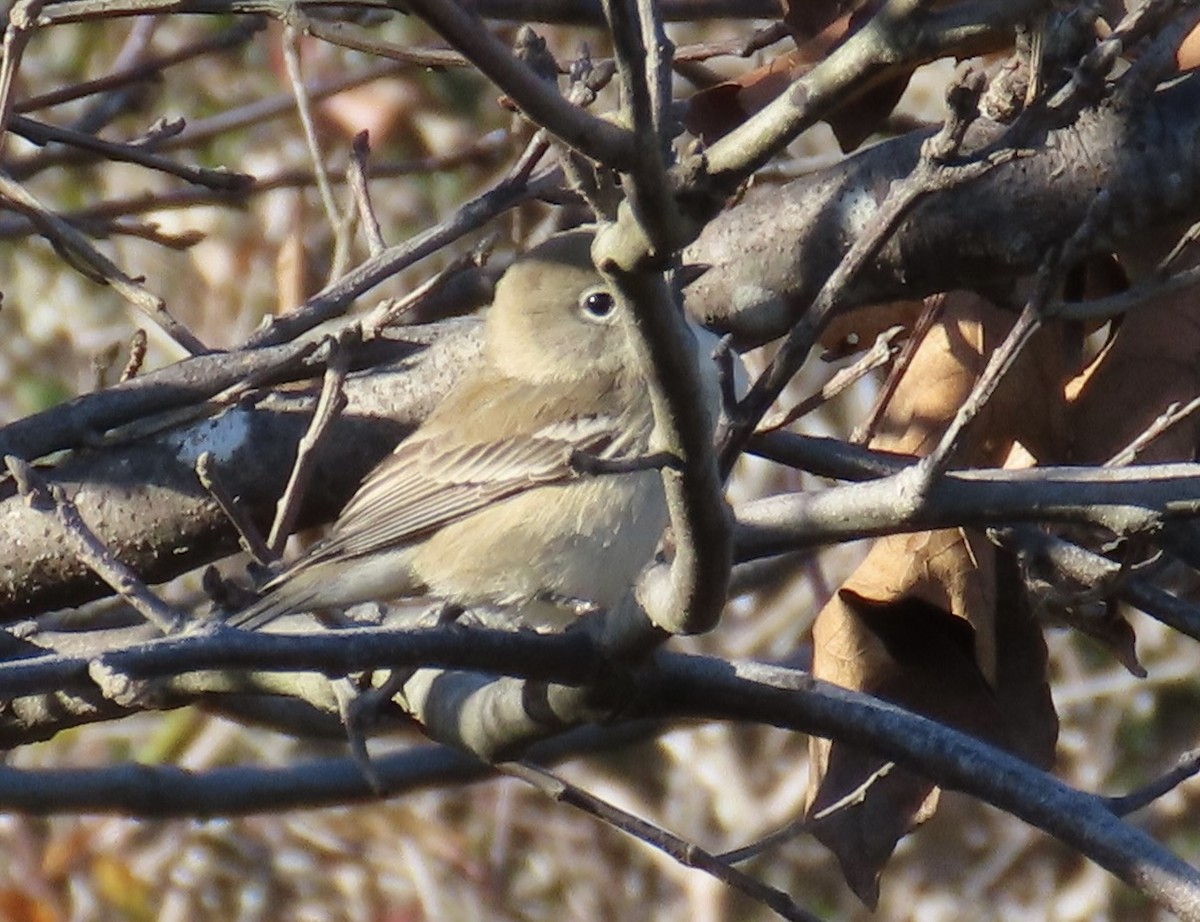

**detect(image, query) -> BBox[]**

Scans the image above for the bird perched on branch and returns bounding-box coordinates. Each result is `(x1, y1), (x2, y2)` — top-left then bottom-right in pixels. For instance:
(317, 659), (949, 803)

(230, 228), (716, 631)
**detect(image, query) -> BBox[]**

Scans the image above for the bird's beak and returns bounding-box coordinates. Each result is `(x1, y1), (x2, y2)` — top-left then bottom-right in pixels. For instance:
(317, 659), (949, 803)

(675, 263), (711, 289)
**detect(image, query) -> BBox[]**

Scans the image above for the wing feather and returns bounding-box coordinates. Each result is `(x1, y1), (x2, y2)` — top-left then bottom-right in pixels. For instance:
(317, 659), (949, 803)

(304, 414), (623, 564)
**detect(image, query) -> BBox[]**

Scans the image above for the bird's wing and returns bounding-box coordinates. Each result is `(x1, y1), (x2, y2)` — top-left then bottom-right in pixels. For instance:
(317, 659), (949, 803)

(305, 414), (622, 563)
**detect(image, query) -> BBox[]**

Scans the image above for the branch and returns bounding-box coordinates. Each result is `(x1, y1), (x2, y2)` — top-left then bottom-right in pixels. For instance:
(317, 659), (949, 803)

(244, 163), (549, 348)
(0, 323), (483, 617)
(646, 653), (1200, 921)
(0, 170), (209, 355)
(686, 73), (1200, 347)
(4, 456), (183, 633)
(590, 0), (731, 638)
(3, 638), (1198, 918)
(734, 458), (1200, 562)
(0, 720), (662, 813)
(404, 0), (637, 169)
(703, 0), (1047, 185)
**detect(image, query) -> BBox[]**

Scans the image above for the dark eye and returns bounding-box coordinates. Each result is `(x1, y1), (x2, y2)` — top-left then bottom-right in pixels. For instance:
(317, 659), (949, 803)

(579, 289), (616, 321)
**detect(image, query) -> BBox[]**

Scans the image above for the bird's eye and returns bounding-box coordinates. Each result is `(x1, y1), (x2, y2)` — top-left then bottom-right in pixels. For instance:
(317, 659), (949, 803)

(579, 289), (616, 321)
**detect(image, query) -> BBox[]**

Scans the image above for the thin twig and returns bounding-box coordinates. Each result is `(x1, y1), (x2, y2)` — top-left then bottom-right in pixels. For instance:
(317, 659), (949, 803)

(0, 0), (43, 159)
(719, 761), (897, 865)
(16, 19), (263, 113)
(348, 132), (386, 258)
(4, 455), (182, 633)
(758, 325), (902, 434)
(500, 761), (826, 922)
(361, 239), (493, 335)
(331, 676), (391, 795)
(282, 23), (348, 279)
(76, 216), (206, 250)
(916, 301), (1041, 479)
(196, 451), (274, 567)
(1105, 748), (1200, 817)
(1106, 396), (1200, 467)
(673, 21), (790, 63)
(1158, 217), (1200, 273)
(0, 170), (209, 355)
(118, 329), (148, 382)
(547, 48), (619, 220)
(9, 113), (253, 190)
(852, 296), (946, 444)
(94, 339), (324, 450)
(1057, 261), (1200, 324)
(267, 331), (356, 554)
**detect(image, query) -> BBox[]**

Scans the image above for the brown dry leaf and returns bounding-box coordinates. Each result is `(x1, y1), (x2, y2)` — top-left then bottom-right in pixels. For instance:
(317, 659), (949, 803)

(1068, 249), (1200, 464)
(805, 291), (1063, 903)
(806, 527), (1056, 906)
(0, 890), (59, 922)
(847, 529), (997, 673)
(685, 50), (810, 143)
(818, 300), (927, 358)
(1177, 16), (1200, 73)
(867, 291), (1071, 461)
(320, 80), (421, 147)
(806, 536), (994, 907)
(805, 526), (1056, 906)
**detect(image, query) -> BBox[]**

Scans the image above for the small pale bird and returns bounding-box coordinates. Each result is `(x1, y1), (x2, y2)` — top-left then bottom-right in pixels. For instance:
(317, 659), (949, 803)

(231, 229), (710, 631)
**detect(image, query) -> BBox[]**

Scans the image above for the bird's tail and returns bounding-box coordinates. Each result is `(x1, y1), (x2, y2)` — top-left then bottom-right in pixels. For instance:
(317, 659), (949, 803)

(225, 569), (321, 631)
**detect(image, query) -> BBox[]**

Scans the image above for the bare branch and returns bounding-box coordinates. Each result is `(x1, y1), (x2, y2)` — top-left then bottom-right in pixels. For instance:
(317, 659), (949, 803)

(404, 0), (637, 169)
(267, 331), (355, 554)
(0, 171), (209, 355)
(4, 456), (183, 633)
(503, 760), (827, 922)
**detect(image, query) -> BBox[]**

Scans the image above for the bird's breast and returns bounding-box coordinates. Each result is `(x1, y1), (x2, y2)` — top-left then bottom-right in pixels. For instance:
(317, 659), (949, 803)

(409, 468), (667, 627)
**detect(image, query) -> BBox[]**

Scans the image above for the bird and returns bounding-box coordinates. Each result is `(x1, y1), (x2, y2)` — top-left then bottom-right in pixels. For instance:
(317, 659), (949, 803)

(229, 228), (714, 632)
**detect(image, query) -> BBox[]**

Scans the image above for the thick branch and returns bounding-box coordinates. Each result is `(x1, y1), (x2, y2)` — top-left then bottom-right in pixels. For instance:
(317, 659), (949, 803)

(0, 322), (484, 618)
(648, 653), (1200, 921)
(2, 637), (1197, 918)
(686, 73), (1200, 347)
(735, 459), (1200, 560)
